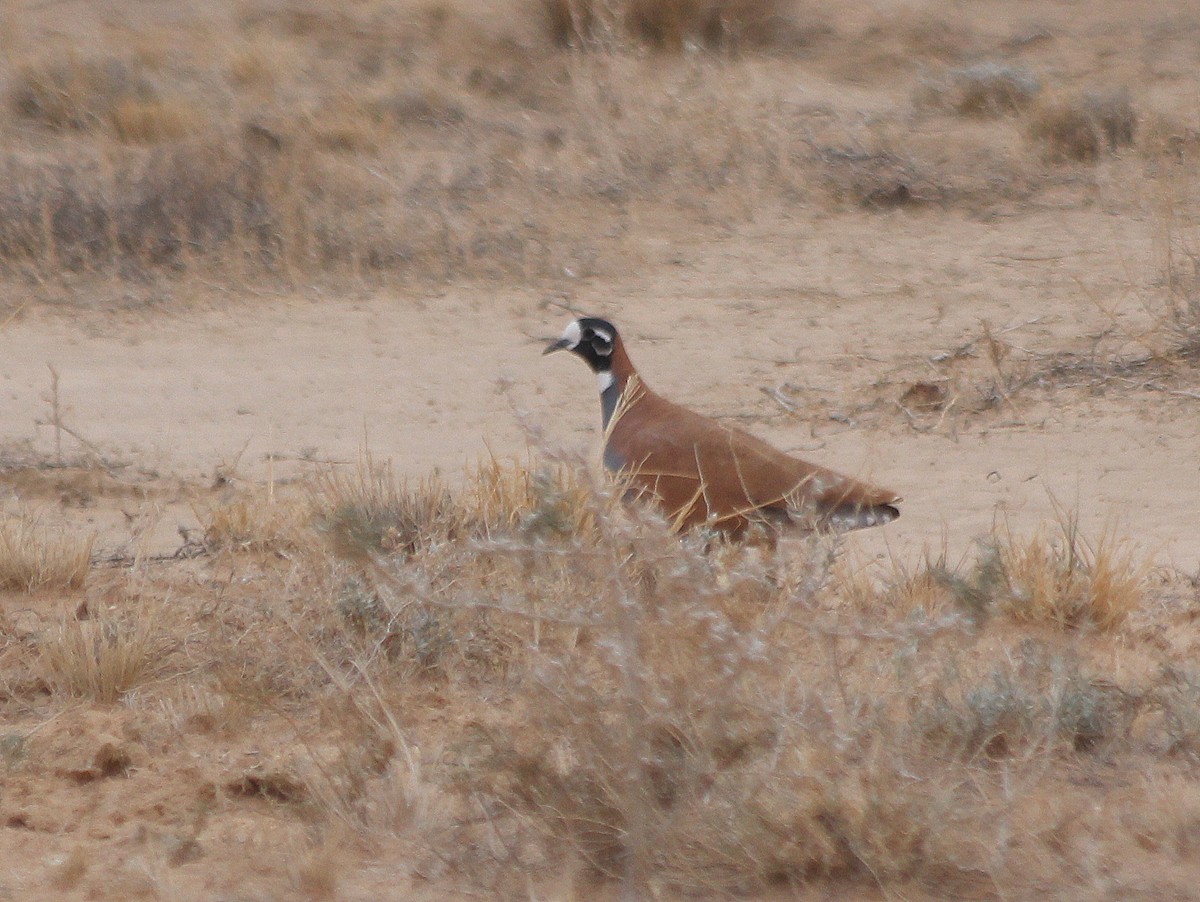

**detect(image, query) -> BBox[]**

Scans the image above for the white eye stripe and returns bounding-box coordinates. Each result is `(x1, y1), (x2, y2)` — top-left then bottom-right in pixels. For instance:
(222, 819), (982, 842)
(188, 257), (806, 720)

(591, 328), (612, 344)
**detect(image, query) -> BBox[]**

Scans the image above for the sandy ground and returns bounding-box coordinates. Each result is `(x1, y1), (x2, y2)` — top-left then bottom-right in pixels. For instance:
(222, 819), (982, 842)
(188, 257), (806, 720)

(4, 203), (1198, 572)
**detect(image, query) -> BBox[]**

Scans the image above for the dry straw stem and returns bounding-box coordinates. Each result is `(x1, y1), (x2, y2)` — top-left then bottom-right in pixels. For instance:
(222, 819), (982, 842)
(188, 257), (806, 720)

(0, 512), (94, 592)
(1151, 203), (1200, 359)
(298, 632), (433, 837)
(40, 602), (172, 703)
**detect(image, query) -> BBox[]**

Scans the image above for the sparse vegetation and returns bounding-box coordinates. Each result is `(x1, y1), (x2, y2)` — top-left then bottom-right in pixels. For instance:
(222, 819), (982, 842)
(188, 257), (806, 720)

(312, 455), (597, 561)
(39, 603), (172, 703)
(978, 515), (1146, 630)
(9, 56), (158, 133)
(916, 62), (1040, 117)
(1030, 88), (1138, 162)
(0, 446), (1197, 897)
(0, 512), (95, 592)
(1, 0), (1200, 898)
(541, 0), (807, 51)
(201, 493), (310, 554)
(0, 0), (1063, 292)
(1154, 220), (1200, 359)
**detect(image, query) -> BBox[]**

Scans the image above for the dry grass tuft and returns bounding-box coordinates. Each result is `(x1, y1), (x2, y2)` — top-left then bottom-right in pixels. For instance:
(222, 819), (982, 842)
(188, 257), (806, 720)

(913, 646), (1138, 759)
(1030, 88), (1137, 162)
(313, 455), (596, 563)
(313, 461), (463, 562)
(310, 455), (606, 679)
(201, 494), (311, 554)
(859, 513), (1146, 632)
(110, 97), (204, 145)
(9, 54), (201, 146)
(0, 512), (94, 592)
(0, 135), (288, 277)
(916, 63), (1040, 117)
(9, 55), (156, 132)
(541, 0), (805, 51)
(973, 515), (1145, 630)
(40, 603), (172, 703)
(1153, 227), (1200, 360)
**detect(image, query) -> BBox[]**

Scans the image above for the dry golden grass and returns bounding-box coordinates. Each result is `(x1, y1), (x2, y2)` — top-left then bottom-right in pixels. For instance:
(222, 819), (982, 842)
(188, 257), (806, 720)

(915, 62), (1040, 117)
(294, 455), (1169, 894)
(0, 451), (1195, 897)
(1030, 89), (1138, 162)
(441, 476), (1161, 891)
(313, 454), (597, 562)
(0, 512), (94, 592)
(0, 0), (1048, 293)
(313, 459), (463, 561)
(840, 512), (1147, 633)
(8, 55), (155, 132)
(541, 0), (805, 51)
(110, 96), (205, 144)
(2, 0), (1200, 896)
(984, 515), (1147, 631)
(39, 602), (171, 703)
(201, 492), (312, 554)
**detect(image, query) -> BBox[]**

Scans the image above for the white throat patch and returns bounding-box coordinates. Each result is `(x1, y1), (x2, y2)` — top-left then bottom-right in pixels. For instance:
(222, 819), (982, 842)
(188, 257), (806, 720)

(597, 370), (615, 393)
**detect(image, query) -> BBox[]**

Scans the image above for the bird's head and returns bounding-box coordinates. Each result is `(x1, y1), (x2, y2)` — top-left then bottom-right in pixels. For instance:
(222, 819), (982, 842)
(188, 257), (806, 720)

(543, 317), (618, 374)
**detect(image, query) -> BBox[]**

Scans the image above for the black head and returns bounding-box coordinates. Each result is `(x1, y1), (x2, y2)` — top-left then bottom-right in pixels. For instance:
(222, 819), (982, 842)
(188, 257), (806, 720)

(543, 317), (619, 373)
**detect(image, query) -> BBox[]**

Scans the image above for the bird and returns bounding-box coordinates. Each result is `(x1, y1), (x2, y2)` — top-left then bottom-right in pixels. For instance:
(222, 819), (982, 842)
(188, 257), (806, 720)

(544, 316), (901, 537)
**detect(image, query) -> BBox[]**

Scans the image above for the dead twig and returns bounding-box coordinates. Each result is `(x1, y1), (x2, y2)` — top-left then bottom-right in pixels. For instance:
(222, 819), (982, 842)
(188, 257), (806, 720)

(762, 383), (800, 413)
(37, 364), (124, 476)
(930, 316), (1046, 364)
(896, 394), (958, 433)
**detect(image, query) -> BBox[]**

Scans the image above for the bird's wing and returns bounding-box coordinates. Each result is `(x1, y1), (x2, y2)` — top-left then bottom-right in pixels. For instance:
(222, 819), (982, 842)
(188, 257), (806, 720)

(608, 393), (899, 530)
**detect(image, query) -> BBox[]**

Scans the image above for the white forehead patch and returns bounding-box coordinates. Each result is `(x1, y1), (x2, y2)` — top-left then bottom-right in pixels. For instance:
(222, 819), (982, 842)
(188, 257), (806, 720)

(559, 320), (582, 349)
